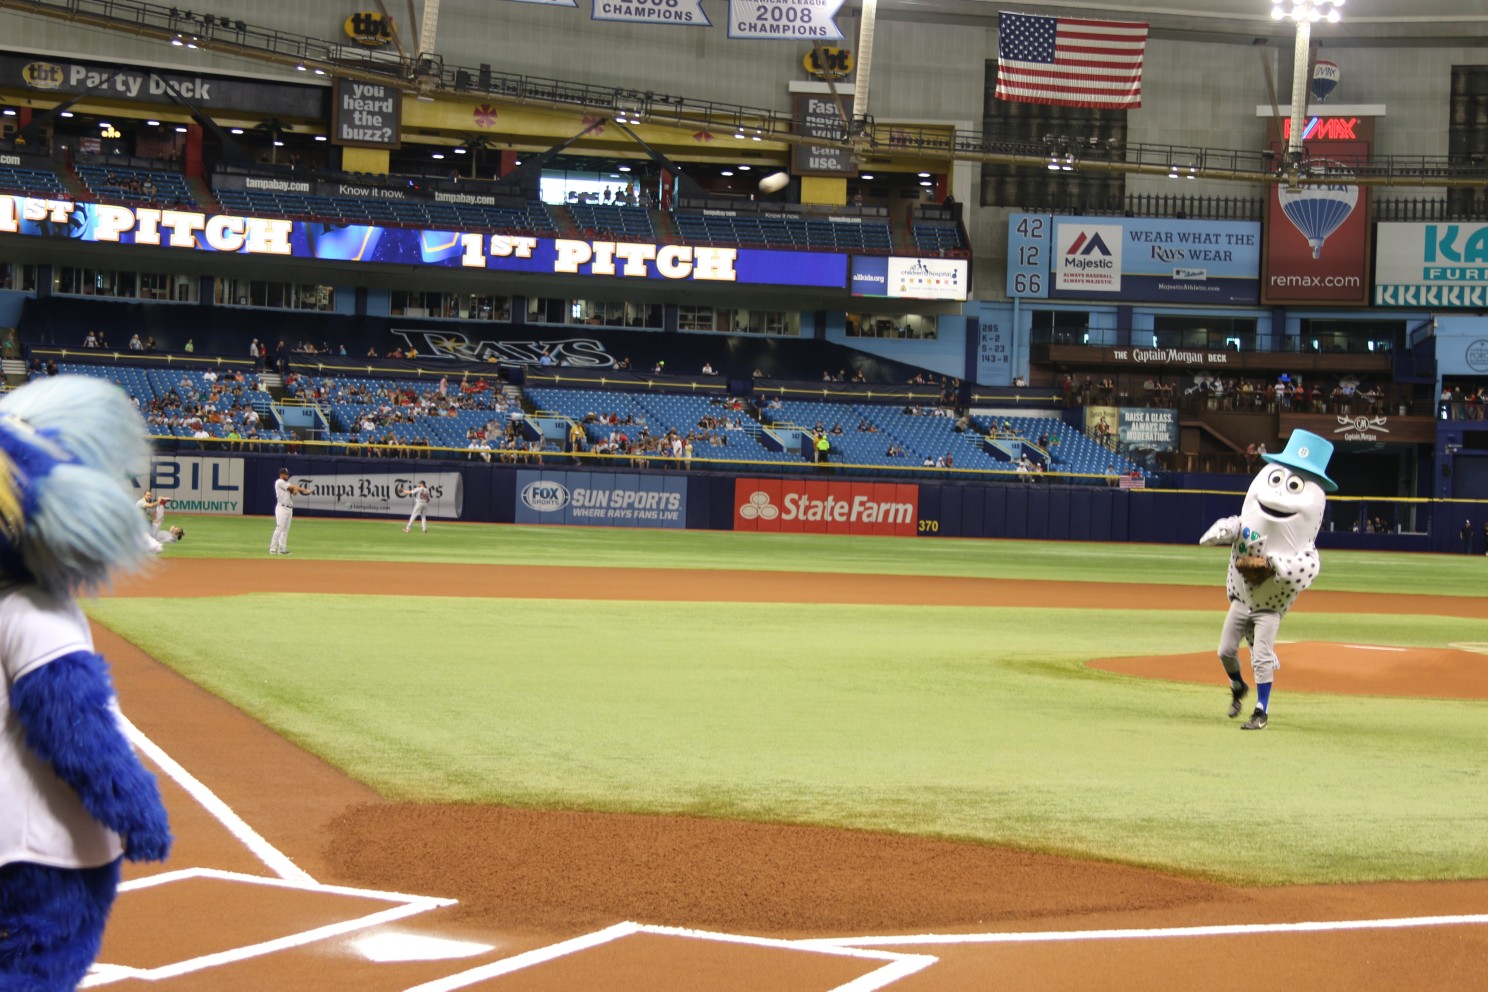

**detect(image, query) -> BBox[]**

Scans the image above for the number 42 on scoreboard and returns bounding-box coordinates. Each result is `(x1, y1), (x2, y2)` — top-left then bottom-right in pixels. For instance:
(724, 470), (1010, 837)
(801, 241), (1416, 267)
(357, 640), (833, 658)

(1007, 213), (1051, 299)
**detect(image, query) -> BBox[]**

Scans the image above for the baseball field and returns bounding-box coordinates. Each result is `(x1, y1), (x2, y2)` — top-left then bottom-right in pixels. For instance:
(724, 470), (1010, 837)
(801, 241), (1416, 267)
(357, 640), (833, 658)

(83, 515), (1488, 990)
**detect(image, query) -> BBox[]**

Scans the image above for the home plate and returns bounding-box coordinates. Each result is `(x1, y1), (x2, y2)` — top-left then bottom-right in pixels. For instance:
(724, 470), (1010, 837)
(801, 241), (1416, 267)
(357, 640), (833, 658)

(353, 932), (494, 963)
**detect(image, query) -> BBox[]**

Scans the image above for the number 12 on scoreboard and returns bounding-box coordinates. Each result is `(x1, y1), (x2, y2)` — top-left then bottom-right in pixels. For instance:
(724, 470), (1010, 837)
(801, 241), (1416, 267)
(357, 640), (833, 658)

(1007, 213), (1051, 299)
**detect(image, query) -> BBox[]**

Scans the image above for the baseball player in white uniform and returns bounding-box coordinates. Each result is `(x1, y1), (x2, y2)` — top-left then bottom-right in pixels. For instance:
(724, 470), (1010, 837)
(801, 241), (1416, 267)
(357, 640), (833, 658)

(136, 490), (168, 530)
(404, 480), (431, 533)
(143, 525), (184, 554)
(269, 468), (313, 555)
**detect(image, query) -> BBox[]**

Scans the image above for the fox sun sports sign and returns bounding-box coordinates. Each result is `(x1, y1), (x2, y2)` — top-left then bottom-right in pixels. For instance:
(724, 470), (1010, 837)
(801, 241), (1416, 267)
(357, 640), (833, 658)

(733, 479), (919, 536)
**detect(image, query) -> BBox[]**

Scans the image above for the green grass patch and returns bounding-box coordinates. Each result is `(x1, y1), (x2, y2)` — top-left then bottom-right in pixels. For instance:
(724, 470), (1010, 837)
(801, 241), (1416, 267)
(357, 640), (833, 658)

(157, 513), (1481, 598)
(86, 592), (1488, 886)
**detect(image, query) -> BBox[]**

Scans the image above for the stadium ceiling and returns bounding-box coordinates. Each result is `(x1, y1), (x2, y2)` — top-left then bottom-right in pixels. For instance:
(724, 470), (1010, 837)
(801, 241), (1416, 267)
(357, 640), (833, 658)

(3, 0), (1486, 188)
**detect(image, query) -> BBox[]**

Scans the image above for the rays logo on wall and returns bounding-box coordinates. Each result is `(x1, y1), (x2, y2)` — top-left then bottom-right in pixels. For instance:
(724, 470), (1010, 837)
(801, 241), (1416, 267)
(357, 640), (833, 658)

(390, 328), (617, 367)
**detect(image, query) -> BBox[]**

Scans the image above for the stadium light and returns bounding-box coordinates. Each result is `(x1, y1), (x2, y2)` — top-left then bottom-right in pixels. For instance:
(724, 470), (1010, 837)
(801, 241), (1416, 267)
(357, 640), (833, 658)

(1272, 0), (1343, 162)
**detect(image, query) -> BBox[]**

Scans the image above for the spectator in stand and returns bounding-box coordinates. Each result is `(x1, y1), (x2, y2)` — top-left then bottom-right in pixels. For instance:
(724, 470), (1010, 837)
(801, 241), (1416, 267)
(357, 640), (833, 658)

(183, 339), (194, 353)
(1105, 464), (1119, 487)
(83, 331), (99, 348)
(128, 333), (144, 351)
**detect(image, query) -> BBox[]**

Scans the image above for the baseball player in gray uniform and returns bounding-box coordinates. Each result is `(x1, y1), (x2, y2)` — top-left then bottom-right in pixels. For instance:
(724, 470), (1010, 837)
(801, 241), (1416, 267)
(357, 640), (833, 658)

(269, 468), (314, 555)
(404, 480), (431, 534)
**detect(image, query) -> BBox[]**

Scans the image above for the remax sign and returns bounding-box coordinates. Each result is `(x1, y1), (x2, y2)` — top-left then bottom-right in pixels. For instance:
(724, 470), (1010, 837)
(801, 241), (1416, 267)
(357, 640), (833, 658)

(733, 479), (918, 536)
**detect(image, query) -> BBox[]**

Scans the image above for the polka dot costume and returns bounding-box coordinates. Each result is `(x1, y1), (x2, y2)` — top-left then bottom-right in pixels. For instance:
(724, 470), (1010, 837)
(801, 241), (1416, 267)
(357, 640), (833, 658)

(1198, 430), (1336, 723)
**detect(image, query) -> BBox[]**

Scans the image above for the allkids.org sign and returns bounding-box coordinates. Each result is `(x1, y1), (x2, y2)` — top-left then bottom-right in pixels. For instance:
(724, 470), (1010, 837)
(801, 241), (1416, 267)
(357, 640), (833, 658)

(0, 196), (847, 289)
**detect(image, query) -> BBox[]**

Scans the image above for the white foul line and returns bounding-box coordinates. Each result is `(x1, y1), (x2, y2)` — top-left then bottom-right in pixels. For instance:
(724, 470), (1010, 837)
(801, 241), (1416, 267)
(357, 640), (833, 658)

(398, 923), (643, 992)
(396, 922), (937, 992)
(119, 714), (315, 885)
(1339, 644), (1407, 652)
(805, 912), (1488, 949)
(84, 867), (456, 986)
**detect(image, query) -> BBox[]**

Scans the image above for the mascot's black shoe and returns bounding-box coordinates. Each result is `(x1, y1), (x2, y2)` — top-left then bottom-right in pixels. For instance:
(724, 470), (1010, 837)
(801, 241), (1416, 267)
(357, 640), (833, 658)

(1227, 683), (1249, 719)
(1240, 707), (1269, 731)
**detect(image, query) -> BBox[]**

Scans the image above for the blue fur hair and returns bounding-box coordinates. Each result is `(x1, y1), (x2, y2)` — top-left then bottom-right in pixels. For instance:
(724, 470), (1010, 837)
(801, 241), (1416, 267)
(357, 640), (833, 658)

(0, 376), (152, 594)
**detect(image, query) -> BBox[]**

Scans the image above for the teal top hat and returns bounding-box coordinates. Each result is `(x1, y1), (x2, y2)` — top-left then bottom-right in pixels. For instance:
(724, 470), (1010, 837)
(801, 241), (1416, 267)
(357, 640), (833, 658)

(1262, 428), (1338, 492)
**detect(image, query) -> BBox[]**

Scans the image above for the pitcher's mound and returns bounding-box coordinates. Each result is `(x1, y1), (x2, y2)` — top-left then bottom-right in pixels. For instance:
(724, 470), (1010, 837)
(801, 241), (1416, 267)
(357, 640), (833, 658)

(1091, 642), (1488, 699)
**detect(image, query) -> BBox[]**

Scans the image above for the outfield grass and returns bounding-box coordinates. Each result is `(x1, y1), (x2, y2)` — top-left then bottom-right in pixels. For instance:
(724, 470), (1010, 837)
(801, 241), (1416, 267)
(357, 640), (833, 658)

(87, 515), (1488, 887)
(154, 513), (1483, 597)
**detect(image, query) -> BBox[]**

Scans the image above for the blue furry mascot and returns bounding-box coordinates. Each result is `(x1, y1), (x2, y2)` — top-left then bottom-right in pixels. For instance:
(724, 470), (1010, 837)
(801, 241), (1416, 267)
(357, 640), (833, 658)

(0, 376), (172, 991)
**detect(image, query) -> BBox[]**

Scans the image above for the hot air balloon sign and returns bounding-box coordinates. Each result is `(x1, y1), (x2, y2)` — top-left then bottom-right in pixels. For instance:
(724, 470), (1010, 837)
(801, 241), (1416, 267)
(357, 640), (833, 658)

(1262, 123), (1372, 306)
(1278, 163), (1357, 259)
(1311, 60), (1341, 104)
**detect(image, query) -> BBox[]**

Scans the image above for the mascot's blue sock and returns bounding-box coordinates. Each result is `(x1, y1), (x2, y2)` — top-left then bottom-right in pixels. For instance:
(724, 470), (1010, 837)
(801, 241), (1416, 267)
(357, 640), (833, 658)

(1257, 681), (1272, 712)
(10, 651), (172, 859)
(0, 861), (120, 992)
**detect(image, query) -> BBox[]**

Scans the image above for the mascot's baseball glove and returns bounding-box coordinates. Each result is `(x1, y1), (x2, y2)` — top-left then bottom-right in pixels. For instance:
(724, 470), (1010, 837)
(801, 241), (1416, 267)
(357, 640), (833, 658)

(1234, 555), (1273, 585)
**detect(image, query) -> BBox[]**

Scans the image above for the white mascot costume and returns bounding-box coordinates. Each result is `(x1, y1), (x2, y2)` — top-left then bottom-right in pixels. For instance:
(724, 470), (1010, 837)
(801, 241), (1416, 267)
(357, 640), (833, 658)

(1199, 429), (1337, 730)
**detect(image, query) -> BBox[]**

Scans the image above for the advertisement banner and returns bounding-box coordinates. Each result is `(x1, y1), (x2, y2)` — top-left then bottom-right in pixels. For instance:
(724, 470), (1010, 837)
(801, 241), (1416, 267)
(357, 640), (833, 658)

(1116, 407), (1178, 456)
(592, 0), (710, 26)
(1374, 222), (1488, 308)
(728, 0), (845, 39)
(1262, 142), (1371, 305)
(791, 93), (855, 177)
(331, 78), (402, 149)
(515, 470), (687, 527)
(732, 478), (918, 536)
(1047, 217), (1260, 304)
(850, 255), (968, 301)
(1053, 220), (1123, 293)
(130, 455), (244, 515)
(291, 471), (463, 518)
(2, 50), (324, 116)
(0, 196), (848, 289)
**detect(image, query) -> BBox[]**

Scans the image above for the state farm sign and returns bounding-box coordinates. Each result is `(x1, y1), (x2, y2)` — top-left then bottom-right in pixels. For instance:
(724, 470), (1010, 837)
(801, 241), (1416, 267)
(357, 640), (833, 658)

(733, 479), (919, 536)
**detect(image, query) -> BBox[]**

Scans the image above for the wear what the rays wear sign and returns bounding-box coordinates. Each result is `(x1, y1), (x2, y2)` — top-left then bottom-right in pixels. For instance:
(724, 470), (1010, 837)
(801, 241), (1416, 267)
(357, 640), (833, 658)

(995, 10), (1148, 109)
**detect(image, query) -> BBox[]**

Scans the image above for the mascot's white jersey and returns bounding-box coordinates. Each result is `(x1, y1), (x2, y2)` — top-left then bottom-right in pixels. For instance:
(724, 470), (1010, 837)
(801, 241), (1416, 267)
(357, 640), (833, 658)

(1199, 463), (1326, 614)
(0, 586), (125, 869)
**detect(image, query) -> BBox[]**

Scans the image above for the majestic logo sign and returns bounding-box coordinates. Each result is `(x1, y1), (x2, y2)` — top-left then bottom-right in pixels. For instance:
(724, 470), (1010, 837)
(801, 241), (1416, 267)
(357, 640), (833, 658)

(733, 479), (918, 536)
(1055, 223), (1122, 292)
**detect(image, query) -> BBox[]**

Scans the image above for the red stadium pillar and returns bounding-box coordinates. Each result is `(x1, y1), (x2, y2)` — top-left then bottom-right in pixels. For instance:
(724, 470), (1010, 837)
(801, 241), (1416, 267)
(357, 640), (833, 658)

(184, 122), (204, 179)
(497, 150), (520, 178)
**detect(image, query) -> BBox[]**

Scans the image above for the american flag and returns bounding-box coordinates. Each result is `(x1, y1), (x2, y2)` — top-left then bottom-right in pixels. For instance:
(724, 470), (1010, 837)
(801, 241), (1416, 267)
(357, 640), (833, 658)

(996, 11), (1148, 110)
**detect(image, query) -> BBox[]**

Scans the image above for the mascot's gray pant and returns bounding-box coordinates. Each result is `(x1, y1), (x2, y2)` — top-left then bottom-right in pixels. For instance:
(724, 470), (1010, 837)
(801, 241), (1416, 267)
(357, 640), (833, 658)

(1218, 601), (1282, 683)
